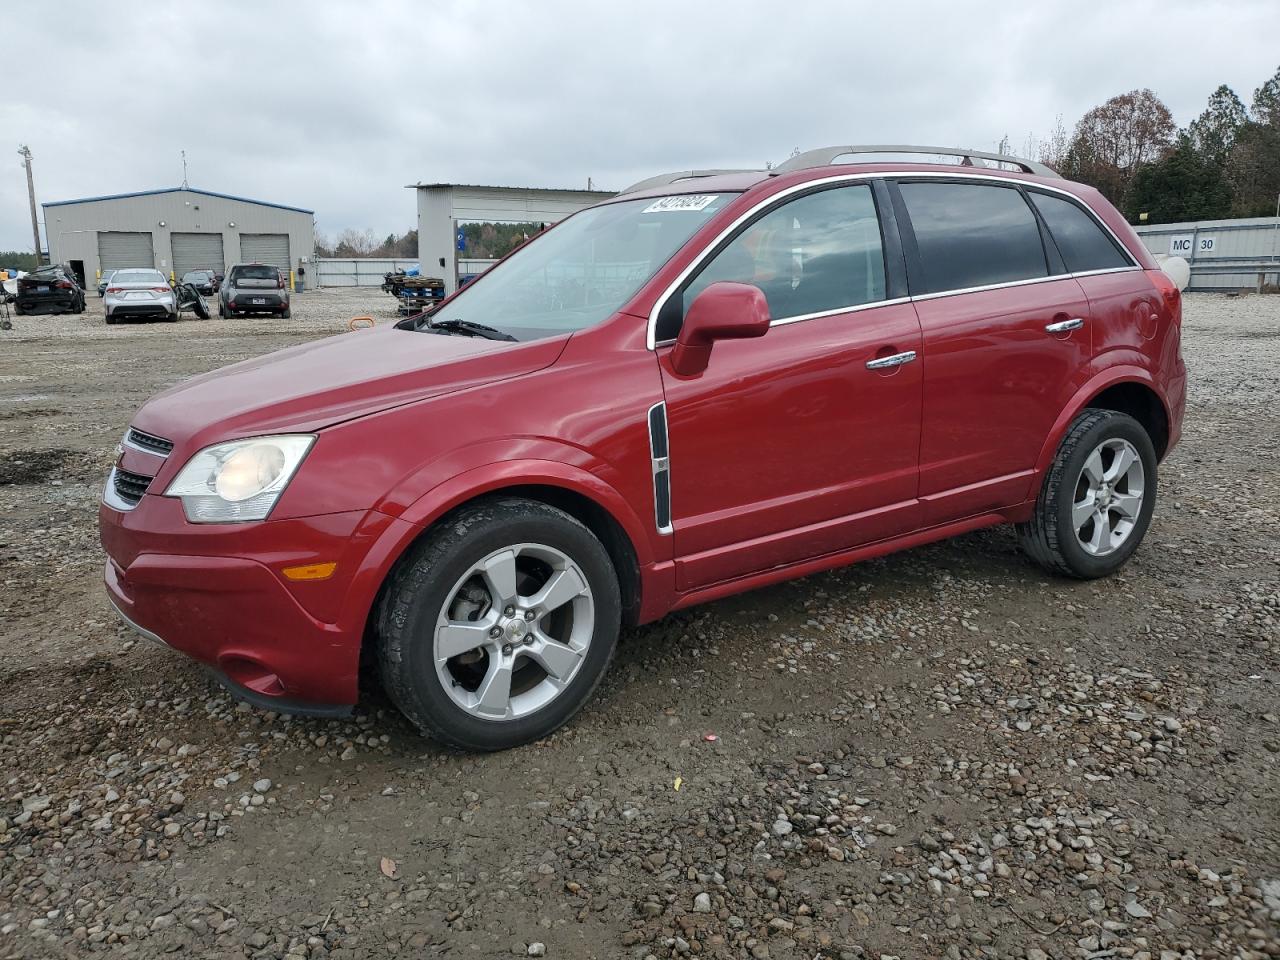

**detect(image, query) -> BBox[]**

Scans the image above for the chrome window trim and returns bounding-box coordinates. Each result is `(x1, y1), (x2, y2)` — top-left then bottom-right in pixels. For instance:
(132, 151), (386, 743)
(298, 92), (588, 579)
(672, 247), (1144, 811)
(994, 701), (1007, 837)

(645, 169), (1144, 350)
(766, 296), (913, 329)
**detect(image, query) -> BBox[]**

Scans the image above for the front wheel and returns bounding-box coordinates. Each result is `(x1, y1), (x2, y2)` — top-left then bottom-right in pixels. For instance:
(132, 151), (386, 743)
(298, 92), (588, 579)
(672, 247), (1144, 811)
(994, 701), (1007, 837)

(378, 498), (621, 751)
(1018, 409), (1157, 579)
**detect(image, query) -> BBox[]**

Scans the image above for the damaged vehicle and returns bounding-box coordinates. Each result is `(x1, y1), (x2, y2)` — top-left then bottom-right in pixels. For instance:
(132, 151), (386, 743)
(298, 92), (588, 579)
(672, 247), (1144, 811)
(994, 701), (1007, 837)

(100, 145), (1186, 751)
(15, 263), (86, 315)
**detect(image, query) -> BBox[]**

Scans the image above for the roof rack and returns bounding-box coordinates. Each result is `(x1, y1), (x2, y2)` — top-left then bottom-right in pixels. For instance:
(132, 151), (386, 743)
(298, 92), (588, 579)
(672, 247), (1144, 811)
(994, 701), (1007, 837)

(618, 169), (761, 196)
(773, 144), (1058, 178)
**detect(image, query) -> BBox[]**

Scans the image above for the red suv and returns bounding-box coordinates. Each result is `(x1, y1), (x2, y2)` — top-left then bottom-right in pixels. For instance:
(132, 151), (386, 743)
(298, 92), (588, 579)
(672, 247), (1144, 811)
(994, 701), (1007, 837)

(100, 145), (1186, 750)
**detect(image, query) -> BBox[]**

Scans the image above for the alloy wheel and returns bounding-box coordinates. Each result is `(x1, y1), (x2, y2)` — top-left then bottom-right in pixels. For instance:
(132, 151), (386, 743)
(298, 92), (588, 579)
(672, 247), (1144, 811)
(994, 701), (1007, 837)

(433, 543), (594, 721)
(1072, 437), (1145, 557)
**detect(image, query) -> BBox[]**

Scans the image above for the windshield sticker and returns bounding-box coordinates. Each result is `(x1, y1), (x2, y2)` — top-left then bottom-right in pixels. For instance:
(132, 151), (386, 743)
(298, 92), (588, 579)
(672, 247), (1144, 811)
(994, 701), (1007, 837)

(642, 195), (719, 213)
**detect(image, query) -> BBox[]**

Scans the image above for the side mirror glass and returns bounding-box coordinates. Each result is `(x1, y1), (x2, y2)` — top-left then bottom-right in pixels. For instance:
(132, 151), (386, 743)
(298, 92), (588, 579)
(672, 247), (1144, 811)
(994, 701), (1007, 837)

(669, 281), (770, 376)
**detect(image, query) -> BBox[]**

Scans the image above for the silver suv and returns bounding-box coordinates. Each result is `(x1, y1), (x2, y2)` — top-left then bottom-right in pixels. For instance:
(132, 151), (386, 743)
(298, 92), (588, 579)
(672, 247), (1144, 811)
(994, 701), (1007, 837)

(218, 263), (291, 318)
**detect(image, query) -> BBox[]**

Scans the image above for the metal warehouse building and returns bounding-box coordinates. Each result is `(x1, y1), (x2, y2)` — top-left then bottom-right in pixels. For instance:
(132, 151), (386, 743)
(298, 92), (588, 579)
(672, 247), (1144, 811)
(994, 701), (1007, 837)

(43, 187), (314, 286)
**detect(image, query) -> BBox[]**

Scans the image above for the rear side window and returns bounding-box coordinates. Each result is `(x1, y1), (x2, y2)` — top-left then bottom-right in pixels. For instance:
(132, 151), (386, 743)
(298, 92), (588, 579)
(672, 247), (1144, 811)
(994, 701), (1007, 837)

(1029, 192), (1132, 273)
(898, 182), (1047, 294)
(673, 183), (886, 336)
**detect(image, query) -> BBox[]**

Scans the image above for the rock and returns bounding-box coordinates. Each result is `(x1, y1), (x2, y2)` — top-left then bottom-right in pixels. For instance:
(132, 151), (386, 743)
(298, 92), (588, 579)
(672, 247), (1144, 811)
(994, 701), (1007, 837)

(527, 944), (546, 957)
(253, 778), (272, 793)
(693, 892), (712, 913)
(772, 819), (793, 837)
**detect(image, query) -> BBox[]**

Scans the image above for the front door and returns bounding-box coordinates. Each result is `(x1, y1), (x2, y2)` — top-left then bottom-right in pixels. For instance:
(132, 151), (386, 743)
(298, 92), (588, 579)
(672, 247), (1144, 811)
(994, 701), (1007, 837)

(655, 181), (924, 590)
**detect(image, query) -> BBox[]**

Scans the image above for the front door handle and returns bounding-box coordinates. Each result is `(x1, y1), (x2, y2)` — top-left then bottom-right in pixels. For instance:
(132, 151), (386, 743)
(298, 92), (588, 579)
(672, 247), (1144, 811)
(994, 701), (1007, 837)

(1045, 318), (1084, 334)
(866, 350), (917, 370)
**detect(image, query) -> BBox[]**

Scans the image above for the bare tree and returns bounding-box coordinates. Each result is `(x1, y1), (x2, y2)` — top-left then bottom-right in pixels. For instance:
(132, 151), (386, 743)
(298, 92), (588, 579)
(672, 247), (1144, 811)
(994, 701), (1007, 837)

(333, 228), (378, 258)
(1061, 89), (1175, 206)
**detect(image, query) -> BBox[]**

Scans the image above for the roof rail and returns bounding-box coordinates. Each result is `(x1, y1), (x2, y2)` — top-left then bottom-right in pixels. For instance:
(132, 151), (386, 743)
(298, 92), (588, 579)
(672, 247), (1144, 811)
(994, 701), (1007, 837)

(618, 169), (761, 196)
(773, 144), (1058, 178)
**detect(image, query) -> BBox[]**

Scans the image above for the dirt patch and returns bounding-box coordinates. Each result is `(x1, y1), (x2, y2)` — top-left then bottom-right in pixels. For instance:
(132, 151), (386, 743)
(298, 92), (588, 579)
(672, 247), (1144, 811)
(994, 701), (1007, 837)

(0, 447), (77, 484)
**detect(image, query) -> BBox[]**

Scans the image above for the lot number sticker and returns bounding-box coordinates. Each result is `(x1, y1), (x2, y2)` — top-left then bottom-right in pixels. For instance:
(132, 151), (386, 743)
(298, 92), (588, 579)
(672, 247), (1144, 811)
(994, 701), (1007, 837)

(643, 195), (719, 213)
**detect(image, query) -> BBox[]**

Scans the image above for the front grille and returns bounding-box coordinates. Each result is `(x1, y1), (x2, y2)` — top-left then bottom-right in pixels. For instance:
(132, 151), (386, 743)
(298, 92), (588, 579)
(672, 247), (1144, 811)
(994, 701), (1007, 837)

(113, 467), (152, 505)
(127, 428), (174, 456)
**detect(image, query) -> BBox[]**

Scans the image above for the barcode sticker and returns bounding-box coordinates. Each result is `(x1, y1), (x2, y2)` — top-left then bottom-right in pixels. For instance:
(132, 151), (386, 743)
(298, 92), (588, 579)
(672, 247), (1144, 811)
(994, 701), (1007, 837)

(642, 195), (719, 213)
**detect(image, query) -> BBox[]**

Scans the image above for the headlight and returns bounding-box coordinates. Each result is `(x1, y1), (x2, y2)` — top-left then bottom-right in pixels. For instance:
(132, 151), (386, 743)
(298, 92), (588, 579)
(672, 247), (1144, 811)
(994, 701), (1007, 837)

(164, 435), (315, 523)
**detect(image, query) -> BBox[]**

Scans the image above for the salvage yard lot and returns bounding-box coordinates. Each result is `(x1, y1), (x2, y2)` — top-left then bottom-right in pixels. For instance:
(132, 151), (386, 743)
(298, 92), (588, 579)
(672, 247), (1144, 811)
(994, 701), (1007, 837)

(1, 290), (1278, 959)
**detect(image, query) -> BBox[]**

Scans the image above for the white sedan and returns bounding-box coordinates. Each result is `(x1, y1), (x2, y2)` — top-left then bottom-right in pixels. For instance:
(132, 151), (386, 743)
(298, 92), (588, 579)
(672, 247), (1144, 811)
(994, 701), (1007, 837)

(104, 268), (178, 324)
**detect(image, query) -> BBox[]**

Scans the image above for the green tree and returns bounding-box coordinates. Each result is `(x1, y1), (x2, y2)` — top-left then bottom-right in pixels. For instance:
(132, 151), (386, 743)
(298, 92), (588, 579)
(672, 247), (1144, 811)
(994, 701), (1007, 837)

(1127, 135), (1232, 223)
(1188, 84), (1248, 166)
(1226, 121), (1280, 217)
(1252, 64), (1280, 127)
(0, 250), (40, 272)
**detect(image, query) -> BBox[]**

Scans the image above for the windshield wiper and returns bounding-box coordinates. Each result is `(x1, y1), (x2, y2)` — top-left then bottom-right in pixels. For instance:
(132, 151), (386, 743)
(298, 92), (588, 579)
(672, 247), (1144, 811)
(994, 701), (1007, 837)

(421, 317), (518, 341)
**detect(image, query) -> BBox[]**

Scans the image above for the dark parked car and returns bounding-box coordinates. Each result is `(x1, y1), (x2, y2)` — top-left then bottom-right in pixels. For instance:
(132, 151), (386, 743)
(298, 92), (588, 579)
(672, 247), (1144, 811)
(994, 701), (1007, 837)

(97, 270), (118, 298)
(101, 144), (1185, 751)
(181, 269), (218, 295)
(218, 263), (290, 318)
(15, 264), (85, 315)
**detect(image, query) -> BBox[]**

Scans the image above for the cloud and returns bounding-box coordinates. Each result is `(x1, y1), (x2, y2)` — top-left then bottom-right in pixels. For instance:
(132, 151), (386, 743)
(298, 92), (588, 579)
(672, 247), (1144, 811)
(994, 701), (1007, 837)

(2, 0), (1276, 250)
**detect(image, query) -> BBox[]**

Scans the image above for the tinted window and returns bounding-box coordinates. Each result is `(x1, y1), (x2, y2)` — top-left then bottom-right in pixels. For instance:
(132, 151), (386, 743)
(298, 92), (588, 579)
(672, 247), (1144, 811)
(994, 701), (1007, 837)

(113, 270), (165, 284)
(899, 182), (1047, 293)
(231, 265), (278, 280)
(669, 184), (885, 338)
(1029, 192), (1131, 273)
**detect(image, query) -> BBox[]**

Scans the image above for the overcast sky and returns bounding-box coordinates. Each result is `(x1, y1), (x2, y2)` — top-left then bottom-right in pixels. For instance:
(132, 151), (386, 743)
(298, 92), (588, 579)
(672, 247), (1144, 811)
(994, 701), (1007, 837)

(3, 0), (1276, 251)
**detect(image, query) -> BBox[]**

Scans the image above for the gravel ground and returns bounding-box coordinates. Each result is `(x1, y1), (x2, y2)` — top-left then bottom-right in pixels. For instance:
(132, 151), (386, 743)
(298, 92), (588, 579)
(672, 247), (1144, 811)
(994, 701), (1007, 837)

(1, 289), (1277, 960)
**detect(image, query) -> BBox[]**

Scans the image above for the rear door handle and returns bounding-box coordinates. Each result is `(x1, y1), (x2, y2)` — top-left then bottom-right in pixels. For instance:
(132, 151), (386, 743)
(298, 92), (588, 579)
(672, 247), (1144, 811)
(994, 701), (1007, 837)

(1045, 318), (1084, 333)
(865, 350), (917, 370)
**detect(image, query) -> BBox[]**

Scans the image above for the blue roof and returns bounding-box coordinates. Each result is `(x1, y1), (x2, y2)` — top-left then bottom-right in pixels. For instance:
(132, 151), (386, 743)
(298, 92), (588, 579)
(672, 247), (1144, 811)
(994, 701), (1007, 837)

(42, 187), (313, 215)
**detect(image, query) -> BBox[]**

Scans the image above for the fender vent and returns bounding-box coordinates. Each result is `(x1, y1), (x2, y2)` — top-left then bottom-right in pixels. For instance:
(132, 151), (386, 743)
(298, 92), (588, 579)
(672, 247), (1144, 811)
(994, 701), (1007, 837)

(648, 402), (672, 534)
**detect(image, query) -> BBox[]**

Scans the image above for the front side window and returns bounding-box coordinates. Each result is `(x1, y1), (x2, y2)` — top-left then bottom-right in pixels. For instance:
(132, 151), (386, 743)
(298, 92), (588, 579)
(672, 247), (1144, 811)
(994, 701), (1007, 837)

(665, 183), (886, 339)
(417, 193), (738, 341)
(1029, 191), (1132, 273)
(899, 181), (1047, 294)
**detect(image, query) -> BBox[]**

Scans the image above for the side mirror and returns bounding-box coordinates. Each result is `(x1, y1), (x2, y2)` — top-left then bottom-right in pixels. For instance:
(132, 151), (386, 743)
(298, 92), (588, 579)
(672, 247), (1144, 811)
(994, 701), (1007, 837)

(669, 281), (770, 376)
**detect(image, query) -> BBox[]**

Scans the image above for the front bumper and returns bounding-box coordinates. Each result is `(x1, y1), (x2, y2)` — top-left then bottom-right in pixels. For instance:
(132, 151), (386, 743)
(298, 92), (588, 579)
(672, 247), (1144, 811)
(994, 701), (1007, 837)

(100, 494), (408, 709)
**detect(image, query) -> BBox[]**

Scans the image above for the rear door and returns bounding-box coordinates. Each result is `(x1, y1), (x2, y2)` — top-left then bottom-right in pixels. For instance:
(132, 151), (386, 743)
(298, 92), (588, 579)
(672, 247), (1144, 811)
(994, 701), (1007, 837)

(657, 180), (924, 590)
(893, 178), (1092, 524)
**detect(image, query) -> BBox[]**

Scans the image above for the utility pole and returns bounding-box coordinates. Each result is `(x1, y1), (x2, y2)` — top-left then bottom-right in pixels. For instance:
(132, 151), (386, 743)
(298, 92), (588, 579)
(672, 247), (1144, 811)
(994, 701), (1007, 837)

(18, 145), (42, 265)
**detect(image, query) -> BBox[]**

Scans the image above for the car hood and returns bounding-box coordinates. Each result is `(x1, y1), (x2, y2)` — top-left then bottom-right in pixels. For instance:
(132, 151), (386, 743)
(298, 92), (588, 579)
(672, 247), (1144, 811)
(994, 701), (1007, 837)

(132, 324), (568, 449)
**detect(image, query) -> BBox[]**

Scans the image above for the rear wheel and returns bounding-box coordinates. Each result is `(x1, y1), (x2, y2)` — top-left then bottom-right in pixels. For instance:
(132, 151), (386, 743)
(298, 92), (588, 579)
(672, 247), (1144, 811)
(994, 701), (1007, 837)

(378, 498), (621, 751)
(105, 313), (117, 325)
(280, 307), (291, 319)
(1018, 409), (1157, 579)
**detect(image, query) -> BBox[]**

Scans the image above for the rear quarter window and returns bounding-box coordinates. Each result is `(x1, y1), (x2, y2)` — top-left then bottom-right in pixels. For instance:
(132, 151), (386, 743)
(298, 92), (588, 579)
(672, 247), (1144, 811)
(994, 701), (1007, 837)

(1029, 191), (1132, 273)
(898, 181), (1047, 294)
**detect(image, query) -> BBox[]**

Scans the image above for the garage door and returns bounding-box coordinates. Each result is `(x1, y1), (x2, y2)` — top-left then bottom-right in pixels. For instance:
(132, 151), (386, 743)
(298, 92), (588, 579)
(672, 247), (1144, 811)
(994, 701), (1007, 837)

(239, 234), (290, 273)
(97, 232), (154, 272)
(171, 233), (225, 279)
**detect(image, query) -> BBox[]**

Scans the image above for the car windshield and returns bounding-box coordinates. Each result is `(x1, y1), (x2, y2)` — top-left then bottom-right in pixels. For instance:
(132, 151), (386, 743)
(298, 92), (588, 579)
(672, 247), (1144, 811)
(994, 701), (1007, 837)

(414, 193), (739, 341)
(183, 271), (210, 281)
(114, 270), (164, 284)
(231, 265), (277, 280)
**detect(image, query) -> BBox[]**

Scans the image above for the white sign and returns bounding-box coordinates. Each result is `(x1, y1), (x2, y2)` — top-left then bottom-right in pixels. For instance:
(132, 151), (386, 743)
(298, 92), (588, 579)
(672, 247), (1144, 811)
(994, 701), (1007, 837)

(1169, 235), (1216, 256)
(642, 195), (719, 213)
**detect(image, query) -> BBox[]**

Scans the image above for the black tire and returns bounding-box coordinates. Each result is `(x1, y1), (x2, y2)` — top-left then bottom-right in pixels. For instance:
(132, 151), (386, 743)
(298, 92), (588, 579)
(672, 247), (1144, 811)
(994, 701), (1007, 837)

(105, 313), (117, 325)
(13, 303), (24, 316)
(193, 298), (210, 320)
(1017, 409), (1157, 579)
(280, 307), (291, 319)
(164, 311), (178, 322)
(378, 498), (621, 751)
